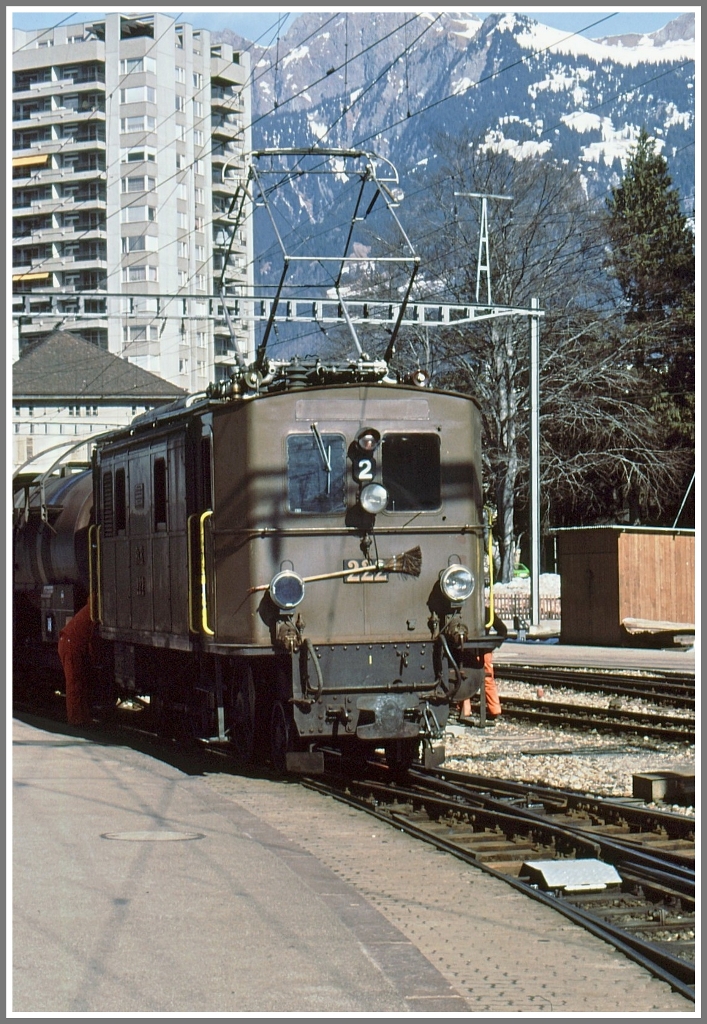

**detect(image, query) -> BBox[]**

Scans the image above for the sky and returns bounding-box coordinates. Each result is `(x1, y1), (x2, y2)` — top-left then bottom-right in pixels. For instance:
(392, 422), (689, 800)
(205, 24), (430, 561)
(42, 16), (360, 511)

(10, 7), (694, 45)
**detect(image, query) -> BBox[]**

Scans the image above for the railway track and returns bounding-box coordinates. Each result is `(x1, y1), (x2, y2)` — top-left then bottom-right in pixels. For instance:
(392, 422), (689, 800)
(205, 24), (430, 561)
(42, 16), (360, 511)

(494, 664), (695, 709)
(304, 758), (695, 1001)
(423, 766), (696, 855)
(496, 696), (695, 742)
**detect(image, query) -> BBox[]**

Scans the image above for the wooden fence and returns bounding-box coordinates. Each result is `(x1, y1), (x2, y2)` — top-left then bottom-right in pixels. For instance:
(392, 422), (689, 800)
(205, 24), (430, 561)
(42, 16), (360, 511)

(491, 594), (561, 622)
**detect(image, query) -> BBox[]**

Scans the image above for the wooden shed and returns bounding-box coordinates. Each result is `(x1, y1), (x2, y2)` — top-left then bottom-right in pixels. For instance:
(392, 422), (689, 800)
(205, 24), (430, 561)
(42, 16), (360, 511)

(554, 526), (695, 646)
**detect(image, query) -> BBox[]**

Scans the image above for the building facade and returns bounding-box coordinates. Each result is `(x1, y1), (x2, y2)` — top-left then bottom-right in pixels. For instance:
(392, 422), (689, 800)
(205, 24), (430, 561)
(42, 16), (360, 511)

(12, 330), (186, 475)
(12, 12), (254, 391)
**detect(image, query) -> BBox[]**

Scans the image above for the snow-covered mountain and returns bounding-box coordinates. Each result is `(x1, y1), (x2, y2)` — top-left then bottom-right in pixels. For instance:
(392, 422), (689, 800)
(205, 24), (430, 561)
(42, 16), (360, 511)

(219, 11), (694, 207)
(596, 11), (695, 49)
(216, 7), (694, 308)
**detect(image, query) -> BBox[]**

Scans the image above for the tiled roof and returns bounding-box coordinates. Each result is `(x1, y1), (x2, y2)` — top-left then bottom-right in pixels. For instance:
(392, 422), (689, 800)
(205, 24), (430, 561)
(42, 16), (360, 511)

(13, 330), (187, 401)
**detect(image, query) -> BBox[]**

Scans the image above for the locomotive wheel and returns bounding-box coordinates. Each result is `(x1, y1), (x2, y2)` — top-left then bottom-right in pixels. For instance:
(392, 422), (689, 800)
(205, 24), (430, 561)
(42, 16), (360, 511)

(384, 737), (420, 775)
(270, 700), (295, 775)
(230, 664), (256, 764)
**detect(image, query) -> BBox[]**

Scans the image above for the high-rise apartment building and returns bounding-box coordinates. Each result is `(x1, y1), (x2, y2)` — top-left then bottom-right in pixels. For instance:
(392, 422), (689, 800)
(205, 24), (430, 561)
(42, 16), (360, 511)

(12, 12), (254, 391)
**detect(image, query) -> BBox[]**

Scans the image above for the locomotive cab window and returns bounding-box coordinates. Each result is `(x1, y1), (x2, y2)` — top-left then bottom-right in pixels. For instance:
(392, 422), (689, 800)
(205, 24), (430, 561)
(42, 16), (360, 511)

(382, 433), (441, 511)
(287, 433), (346, 514)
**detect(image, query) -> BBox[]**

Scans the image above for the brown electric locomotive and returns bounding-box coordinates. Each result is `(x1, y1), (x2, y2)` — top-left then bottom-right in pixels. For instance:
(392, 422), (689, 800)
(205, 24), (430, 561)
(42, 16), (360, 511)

(14, 356), (498, 771)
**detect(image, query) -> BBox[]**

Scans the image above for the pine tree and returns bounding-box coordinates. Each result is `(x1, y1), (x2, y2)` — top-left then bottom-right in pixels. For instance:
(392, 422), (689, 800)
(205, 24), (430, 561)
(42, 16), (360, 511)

(606, 128), (695, 526)
(606, 128), (694, 321)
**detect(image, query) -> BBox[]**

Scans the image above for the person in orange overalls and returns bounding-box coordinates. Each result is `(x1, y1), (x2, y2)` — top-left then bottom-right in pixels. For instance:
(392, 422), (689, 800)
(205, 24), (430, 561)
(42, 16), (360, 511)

(458, 610), (506, 725)
(58, 603), (96, 726)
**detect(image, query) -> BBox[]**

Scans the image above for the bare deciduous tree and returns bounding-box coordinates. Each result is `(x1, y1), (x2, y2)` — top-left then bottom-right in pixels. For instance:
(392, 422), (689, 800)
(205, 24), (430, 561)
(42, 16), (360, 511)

(538, 315), (687, 526)
(392, 140), (682, 579)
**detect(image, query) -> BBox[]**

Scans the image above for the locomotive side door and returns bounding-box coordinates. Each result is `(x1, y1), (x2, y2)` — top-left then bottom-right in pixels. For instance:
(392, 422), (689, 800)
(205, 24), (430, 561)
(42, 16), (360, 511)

(96, 457), (127, 629)
(128, 448), (153, 634)
(167, 432), (188, 636)
(151, 445), (171, 633)
(103, 457), (131, 631)
(149, 431), (188, 636)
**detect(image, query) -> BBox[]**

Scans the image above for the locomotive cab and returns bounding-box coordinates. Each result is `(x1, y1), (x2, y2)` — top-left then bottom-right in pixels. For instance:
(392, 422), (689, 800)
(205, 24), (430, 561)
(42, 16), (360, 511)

(204, 382), (492, 769)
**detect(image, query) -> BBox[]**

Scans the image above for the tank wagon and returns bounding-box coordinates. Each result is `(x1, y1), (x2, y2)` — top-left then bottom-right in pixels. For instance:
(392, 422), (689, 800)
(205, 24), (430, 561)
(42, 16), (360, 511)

(13, 357), (499, 771)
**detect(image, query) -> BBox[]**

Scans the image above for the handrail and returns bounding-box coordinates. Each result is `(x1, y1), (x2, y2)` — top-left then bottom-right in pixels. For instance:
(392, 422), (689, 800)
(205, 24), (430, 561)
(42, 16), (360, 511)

(199, 511), (215, 636)
(485, 507), (494, 630)
(88, 523), (102, 623)
(187, 513), (198, 634)
(188, 511), (215, 637)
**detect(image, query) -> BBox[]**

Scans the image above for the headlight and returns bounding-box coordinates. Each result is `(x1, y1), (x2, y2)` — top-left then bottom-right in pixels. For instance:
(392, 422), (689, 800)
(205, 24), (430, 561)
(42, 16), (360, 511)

(269, 570), (305, 610)
(408, 369), (429, 388)
(360, 482), (388, 514)
(355, 427), (381, 453)
(439, 564), (475, 602)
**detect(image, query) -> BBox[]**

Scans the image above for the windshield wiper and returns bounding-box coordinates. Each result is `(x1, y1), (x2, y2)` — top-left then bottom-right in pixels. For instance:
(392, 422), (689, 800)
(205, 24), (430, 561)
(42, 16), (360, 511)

(310, 422), (331, 495)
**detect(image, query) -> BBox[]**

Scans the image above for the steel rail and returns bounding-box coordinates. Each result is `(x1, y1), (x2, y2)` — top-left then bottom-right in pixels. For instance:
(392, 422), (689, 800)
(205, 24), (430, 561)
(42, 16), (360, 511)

(407, 773), (695, 882)
(423, 766), (696, 839)
(302, 774), (695, 1001)
(496, 697), (694, 742)
(494, 665), (695, 686)
(494, 665), (695, 707)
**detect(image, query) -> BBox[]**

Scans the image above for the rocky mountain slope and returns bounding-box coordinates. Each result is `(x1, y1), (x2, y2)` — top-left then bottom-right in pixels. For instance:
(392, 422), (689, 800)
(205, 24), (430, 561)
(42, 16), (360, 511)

(219, 11), (695, 207)
(214, 11), (694, 355)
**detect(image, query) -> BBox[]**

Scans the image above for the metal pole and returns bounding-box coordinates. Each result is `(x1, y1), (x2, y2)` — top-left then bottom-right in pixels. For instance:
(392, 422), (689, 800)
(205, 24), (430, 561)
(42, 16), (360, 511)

(454, 192), (512, 307)
(672, 472), (695, 529)
(476, 197), (491, 305)
(530, 297), (541, 627)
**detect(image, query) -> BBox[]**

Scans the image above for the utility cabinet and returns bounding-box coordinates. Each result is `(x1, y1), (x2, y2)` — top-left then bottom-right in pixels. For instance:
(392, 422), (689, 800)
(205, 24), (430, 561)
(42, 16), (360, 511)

(554, 526), (695, 646)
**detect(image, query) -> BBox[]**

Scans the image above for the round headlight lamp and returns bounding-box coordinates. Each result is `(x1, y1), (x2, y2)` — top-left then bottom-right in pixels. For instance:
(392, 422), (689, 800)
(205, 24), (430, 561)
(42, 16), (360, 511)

(269, 570), (305, 610)
(359, 483), (388, 514)
(355, 427), (380, 453)
(439, 564), (475, 602)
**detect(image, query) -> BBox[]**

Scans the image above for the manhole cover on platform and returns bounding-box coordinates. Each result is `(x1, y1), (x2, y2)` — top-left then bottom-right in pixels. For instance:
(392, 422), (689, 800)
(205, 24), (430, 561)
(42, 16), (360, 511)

(101, 830), (205, 842)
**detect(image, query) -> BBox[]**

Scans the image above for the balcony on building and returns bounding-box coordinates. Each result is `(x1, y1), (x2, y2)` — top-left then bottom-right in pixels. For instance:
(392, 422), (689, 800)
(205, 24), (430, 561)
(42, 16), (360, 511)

(211, 112), (242, 139)
(210, 81), (242, 112)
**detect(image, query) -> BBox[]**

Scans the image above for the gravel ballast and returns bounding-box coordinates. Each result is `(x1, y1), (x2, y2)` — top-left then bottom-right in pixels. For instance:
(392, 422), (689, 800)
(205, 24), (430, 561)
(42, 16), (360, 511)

(444, 679), (695, 817)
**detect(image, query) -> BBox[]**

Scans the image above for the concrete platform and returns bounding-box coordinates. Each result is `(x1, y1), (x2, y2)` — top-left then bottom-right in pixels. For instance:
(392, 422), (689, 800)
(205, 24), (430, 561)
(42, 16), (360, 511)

(11, 715), (696, 1014)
